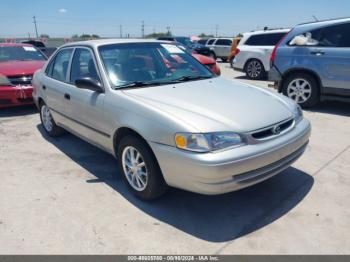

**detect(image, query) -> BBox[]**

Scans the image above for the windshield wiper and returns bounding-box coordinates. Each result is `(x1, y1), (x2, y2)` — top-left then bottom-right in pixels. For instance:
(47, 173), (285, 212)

(116, 81), (169, 89)
(172, 75), (212, 83)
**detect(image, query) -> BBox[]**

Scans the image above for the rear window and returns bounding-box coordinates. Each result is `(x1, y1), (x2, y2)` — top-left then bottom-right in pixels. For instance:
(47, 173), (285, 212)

(245, 33), (286, 46)
(310, 23), (350, 48)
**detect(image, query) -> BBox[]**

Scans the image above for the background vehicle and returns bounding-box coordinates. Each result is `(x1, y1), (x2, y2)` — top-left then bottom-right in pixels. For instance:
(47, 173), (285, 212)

(228, 37), (242, 67)
(206, 38), (233, 62)
(157, 36), (211, 56)
(270, 18), (350, 107)
(197, 39), (209, 46)
(176, 43), (221, 75)
(0, 43), (46, 108)
(232, 29), (289, 79)
(33, 39), (310, 200)
(21, 40), (57, 58)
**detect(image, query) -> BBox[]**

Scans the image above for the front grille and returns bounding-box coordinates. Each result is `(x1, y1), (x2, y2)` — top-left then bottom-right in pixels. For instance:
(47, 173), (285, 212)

(8, 75), (33, 86)
(252, 119), (294, 140)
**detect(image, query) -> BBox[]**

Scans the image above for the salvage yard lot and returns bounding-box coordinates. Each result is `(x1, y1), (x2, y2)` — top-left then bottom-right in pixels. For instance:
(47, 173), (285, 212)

(0, 63), (349, 254)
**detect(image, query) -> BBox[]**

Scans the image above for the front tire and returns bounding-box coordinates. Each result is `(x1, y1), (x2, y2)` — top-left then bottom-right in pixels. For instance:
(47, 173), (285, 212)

(209, 52), (217, 61)
(230, 57), (235, 68)
(282, 73), (320, 108)
(39, 102), (64, 137)
(245, 59), (265, 80)
(118, 135), (168, 200)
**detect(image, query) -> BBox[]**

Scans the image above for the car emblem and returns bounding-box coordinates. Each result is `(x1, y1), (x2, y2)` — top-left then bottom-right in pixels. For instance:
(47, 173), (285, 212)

(272, 125), (281, 135)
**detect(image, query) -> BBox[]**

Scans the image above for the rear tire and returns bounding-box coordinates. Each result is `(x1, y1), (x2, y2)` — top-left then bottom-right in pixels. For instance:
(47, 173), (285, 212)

(39, 102), (64, 137)
(117, 135), (168, 200)
(282, 72), (320, 108)
(245, 59), (265, 80)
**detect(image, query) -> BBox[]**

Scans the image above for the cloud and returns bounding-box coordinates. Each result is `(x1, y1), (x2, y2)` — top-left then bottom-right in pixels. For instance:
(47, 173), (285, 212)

(58, 8), (67, 14)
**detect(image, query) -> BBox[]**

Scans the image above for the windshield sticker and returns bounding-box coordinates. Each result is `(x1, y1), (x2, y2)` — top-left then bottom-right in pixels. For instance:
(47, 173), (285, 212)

(23, 46), (37, 52)
(161, 44), (184, 54)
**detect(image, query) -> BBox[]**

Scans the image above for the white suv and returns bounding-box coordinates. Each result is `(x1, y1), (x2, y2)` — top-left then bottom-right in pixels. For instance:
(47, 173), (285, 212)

(233, 29), (290, 79)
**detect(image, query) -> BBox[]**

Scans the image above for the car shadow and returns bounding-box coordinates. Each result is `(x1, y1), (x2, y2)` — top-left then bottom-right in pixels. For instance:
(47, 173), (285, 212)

(0, 105), (38, 118)
(37, 125), (314, 243)
(305, 101), (350, 117)
(234, 75), (269, 81)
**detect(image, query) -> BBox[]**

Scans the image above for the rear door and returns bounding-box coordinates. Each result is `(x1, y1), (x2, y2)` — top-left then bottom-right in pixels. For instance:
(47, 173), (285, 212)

(307, 22), (350, 94)
(42, 48), (74, 125)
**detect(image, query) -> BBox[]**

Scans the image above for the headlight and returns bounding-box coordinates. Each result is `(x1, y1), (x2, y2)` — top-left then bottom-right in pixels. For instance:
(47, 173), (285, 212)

(0, 75), (12, 86)
(175, 132), (244, 153)
(293, 105), (303, 123)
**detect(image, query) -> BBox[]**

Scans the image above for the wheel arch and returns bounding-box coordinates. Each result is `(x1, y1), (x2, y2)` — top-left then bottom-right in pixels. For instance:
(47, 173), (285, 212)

(244, 57), (266, 72)
(280, 68), (322, 93)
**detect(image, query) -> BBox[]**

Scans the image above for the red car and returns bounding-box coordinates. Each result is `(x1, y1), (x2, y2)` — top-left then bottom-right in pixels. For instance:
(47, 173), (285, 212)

(0, 43), (46, 108)
(193, 54), (221, 76)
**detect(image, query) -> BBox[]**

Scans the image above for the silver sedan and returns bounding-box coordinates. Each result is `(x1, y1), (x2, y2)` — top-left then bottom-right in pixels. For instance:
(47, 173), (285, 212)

(32, 39), (311, 200)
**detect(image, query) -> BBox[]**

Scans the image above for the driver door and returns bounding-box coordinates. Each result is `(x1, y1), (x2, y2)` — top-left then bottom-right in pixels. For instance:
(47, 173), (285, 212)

(64, 47), (110, 150)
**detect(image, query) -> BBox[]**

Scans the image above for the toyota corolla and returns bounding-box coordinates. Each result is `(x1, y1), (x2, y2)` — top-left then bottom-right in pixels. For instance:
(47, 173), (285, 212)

(32, 39), (311, 200)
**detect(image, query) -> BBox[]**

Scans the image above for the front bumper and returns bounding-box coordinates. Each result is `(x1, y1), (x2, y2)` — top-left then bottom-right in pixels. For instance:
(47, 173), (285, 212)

(0, 85), (34, 108)
(150, 118), (311, 195)
(268, 66), (283, 91)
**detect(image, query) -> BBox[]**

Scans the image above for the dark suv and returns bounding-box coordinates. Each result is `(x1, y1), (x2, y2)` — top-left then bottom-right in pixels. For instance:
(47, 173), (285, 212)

(157, 37), (211, 57)
(270, 18), (350, 108)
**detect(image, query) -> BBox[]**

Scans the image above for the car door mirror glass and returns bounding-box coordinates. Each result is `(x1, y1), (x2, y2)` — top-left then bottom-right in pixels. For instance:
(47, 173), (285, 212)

(75, 78), (103, 92)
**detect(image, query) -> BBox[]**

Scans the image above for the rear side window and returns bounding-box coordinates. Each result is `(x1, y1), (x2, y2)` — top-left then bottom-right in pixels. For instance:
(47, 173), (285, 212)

(49, 49), (73, 82)
(245, 33), (286, 46)
(311, 23), (350, 48)
(215, 39), (232, 46)
(70, 48), (100, 84)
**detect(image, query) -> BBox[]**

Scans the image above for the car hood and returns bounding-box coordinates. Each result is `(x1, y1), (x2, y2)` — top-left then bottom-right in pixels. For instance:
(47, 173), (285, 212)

(0, 60), (45, 76)
(123, 78), (294, 133)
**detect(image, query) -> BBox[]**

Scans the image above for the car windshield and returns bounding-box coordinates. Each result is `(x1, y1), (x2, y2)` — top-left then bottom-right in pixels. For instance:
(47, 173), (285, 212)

(0, 46), (46, 63)
(99, 42), (214, 89)
(175, 37), (193, 47)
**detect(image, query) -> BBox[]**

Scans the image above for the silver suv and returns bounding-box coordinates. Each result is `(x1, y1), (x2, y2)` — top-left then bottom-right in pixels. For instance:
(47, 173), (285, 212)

(270, 18), (350, 107)
(206, 38), (233, 62)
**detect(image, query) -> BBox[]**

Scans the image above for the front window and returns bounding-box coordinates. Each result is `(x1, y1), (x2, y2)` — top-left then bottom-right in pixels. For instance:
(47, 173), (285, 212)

(99, 43), (213, 89)
(0, 46), (46, 63)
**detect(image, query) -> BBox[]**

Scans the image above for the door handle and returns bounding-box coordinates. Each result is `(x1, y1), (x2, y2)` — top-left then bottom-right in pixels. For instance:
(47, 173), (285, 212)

(310, 50), (325, 56)
(64, 93), (70, 100)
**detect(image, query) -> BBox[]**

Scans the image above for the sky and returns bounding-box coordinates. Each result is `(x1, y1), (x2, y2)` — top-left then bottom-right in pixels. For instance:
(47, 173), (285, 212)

(0, 0), (349, 38)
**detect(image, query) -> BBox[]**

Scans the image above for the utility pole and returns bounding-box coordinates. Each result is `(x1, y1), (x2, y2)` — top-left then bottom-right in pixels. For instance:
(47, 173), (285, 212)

(166, 26), (171, 36)
(215, 25), (219, 37)
(33, 16), (39, 39)
(120, 25), (123, 38)
(141, 21), (145, 38)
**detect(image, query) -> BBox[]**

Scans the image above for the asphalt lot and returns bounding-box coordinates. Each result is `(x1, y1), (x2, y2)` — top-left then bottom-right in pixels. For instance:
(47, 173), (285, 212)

(0, 62), (349, 255)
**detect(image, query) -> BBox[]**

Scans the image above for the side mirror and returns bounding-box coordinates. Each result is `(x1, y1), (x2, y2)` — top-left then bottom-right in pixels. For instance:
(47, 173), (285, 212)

(75, 78), (103, 92)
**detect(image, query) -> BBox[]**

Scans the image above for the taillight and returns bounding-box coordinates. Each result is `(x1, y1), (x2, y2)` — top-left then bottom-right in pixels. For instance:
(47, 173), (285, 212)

(235, 48), (240, 56)
(270, 29), (293, 67)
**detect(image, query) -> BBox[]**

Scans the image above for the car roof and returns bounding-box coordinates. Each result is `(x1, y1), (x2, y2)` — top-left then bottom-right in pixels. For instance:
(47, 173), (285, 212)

(61, 38), (169, 48)
(243, 29), (291, 36)
(0, 43), (33, 47)
(298, 17), (350, 26)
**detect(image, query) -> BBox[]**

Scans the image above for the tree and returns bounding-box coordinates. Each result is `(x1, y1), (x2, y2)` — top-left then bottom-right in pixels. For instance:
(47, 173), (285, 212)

(145, 32), (171, 39)
(198, 33), (214, 38)
(40, 34), (50, 39)
(236, 33), (243, 38)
